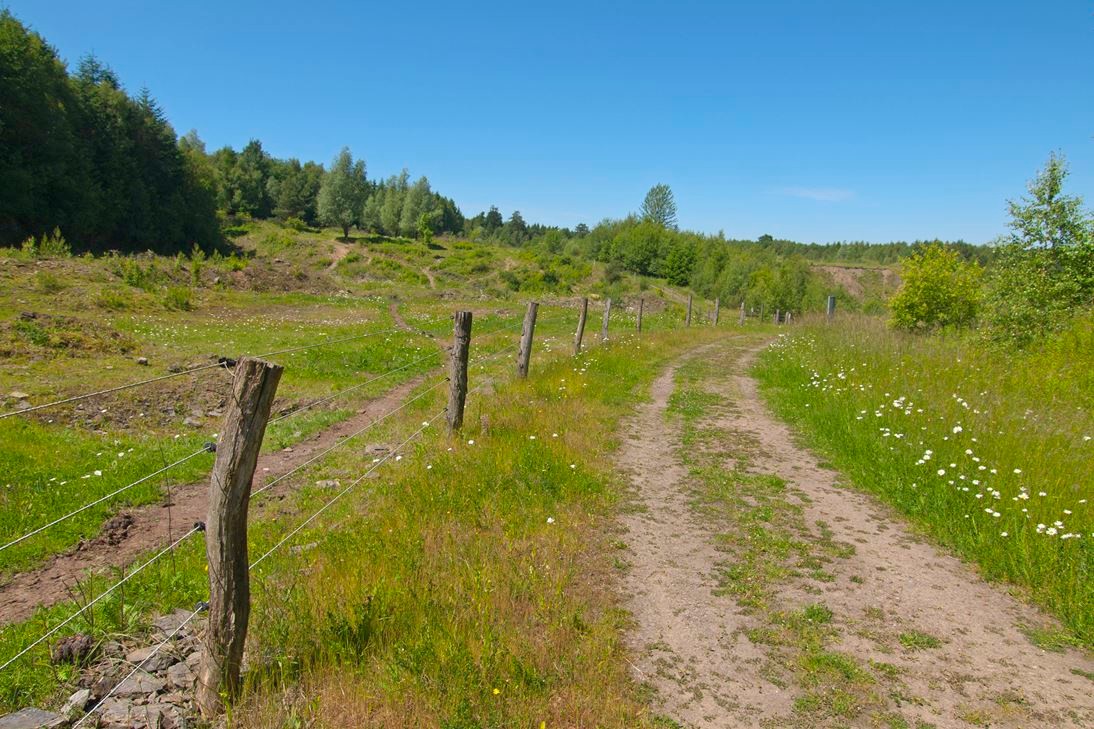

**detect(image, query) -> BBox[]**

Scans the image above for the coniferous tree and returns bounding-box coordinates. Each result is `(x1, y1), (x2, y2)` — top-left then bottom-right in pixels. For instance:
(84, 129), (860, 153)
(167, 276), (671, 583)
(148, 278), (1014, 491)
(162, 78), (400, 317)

(640, 183), (678, 229)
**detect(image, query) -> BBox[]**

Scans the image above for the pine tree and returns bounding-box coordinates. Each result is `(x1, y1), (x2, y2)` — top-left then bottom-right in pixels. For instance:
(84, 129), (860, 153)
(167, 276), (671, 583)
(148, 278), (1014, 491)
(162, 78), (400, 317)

(640, 183), (678, 229)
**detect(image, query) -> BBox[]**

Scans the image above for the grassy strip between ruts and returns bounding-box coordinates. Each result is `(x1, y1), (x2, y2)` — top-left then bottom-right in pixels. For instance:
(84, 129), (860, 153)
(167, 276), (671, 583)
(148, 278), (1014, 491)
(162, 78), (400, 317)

(1, 323), (728, 726)
(752, 315), (1093, 647)
(666, 343), (919, 728)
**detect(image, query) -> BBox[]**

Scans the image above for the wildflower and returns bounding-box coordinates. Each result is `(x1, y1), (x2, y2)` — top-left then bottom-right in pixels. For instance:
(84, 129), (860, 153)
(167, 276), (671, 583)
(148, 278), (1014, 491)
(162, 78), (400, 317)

(546, 517), (555, 524)
(1013, 468), (1022, 474)
(952, 425), (963, 434)
(1000, 532), (1008, 537)
(468, 439), (475, 445)
(493, 688), (501, 695)
(937, 469), (946, 476)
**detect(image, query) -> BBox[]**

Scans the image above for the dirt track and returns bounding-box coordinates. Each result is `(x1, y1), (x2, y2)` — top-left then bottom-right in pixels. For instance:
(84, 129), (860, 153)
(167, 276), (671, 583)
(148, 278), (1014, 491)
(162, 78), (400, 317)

(617, 339), (1093, 728)
(0, 375), (429, 624)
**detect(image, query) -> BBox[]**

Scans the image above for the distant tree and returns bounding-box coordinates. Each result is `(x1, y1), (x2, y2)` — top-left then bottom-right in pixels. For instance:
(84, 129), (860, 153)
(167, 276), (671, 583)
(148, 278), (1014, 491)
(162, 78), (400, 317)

(504, 210), (528, 245)
(417, 213), (433, 245)
(640, 183), (678, 229)
(317, 147), (367, 239)
(574, 222), (590, 237)
(663, 242), (696, 286)
(1006, 152), (1091, 250)
(361, 184), (385, 232)
(379, 170), (409, 235)
(400, 176), (434, 237)
(269, 158), (322, 223)
(231, 139), (273, 217)
(889, 244), (982, 330)
(484, 206), (504, 234)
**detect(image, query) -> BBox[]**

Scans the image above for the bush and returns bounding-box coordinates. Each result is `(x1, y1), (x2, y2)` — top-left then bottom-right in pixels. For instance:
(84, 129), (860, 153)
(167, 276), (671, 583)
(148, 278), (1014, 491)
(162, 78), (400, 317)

(94, 287), (135, 311)
(34, 271), (66, 294)
(889, 244), (981, 330)
(161, 286), (194, 311)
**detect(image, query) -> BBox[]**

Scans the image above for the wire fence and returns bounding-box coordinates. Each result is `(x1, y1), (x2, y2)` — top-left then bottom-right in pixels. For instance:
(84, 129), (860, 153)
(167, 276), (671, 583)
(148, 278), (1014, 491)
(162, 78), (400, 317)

(0, 296), (702, 721)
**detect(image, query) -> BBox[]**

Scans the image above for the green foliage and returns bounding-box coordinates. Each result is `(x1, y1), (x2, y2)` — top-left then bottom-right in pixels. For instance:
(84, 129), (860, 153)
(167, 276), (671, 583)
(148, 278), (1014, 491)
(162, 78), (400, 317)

(981, 155), (1094, 347)
(640, 183), (678, 229)
(189, 243), (206, 286)
(417, 213), (434, 245)
(317, 148), (367, 239)
(889, 244), (981, 330)
(160, 285), (194, 311)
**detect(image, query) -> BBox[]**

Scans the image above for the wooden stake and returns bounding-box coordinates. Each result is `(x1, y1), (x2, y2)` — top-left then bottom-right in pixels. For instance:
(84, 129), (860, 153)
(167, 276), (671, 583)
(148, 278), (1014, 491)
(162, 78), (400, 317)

(826, 295), (836, 321)
(516, 301), (538, 378)
(574, 297), (588, 355)
(713, 298), (720, 325)
(197, 357), (282, 719)
(601, 298), (612, 340)
(774, 309), (780, 325)
(446, 311), (472, 433)
(637, 298), (644, 333)
(686, 294), (693, 326)
(738, 300), (745, 326)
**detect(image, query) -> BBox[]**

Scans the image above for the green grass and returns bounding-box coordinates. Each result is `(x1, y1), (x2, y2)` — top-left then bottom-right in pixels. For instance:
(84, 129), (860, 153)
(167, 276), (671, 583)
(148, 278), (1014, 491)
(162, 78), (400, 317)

(754, 315), (1094, 646)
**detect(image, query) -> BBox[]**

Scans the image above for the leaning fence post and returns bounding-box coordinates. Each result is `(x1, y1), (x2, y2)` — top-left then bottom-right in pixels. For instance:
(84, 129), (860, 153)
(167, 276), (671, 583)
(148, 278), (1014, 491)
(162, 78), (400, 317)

(686, 294), (693, 326)
(637, 298), (644, 333)
(517, 302), (538, 378)
(196, 357), (283, 719)
(713, 298), (720, 325)
(574, 297), (588, 355)
(447, 311), (472, 432)
(826, 294), (836, 322)
(738, 300), (745, 326)
(601, 298), (612, 340)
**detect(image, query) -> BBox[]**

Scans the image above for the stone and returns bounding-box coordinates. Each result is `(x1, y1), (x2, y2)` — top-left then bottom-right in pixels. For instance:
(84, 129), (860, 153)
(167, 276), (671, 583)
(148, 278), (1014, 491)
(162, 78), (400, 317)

(126, 646), (177, 673)
(182, 416), (202, 428)
(51, 632), (95, 665)
(165, 661), (194, 691)
(101, 640), (125, 658)
(0, 708), (64, 729)
(152, 609), (195, 637)
(8, 391), (29, 400)
(289, 541), (317, 555)
(315, 479), (340, 489)
(12, 400), (30, 411)
(97, 698), (131, 728)
(184, 651), (202, 671)
(61, 688), (92, 715)
(136, 357), (149, 366)
(113, 671), (165, 697)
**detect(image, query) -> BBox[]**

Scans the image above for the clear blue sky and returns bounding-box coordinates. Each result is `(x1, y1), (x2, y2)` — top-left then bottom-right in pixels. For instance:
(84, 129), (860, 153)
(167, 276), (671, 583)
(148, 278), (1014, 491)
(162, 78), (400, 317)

(9, 0), (1094, 243)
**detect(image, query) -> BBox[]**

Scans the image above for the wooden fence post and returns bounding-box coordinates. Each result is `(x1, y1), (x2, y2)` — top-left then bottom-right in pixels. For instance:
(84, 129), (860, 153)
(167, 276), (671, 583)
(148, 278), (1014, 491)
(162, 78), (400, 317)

(601, 298), (612, 340)
(574, 297), (588, 355)
(713, 298), (720, 325)
(516, 302), (538, 378)
(636, 298), (644, 333)
(686, 294), (693, 326)
(760, 303), (765, 322)
(196, 357), (283, 719)
(447, 311), (472, 432)
(786, 311), (792, 325)
(738, 300), (745, 326)
(774, 309), (780, 325)
(826, 295), (836, 321)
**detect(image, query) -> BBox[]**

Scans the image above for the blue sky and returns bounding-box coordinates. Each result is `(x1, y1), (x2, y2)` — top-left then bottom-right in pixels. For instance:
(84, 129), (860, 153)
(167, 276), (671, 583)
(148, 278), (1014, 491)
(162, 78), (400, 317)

(9, 0), (1094, 243)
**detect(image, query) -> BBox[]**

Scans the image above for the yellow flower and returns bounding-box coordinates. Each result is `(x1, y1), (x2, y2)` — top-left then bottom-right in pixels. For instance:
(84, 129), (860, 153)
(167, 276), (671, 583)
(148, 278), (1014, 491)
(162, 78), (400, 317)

(492, 688), (500, 696)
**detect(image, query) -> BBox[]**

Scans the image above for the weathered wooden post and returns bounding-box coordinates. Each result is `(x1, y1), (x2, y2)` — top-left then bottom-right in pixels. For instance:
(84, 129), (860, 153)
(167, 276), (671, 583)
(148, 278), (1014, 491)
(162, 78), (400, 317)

(446, 311), (472, 432)
(637, 298), (644, 333)
(774, 309), (780, 325)
(197, 357), (283, 718)
(786, 311), (792, 325)
(738, 300), (746, 326)
(686, 294), (693, 326)
(574, 297), (588, 355)
(760, 303), (765, 322)
(516, 301), (538, 378)
(826, 295), (836, 321)
(713, 298), (720, 325)
(601, 298), (612, 340)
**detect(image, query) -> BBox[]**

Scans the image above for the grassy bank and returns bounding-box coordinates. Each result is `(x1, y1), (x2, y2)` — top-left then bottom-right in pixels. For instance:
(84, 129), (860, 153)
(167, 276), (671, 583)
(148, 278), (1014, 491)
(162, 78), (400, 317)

(753, 315), (1093, 646)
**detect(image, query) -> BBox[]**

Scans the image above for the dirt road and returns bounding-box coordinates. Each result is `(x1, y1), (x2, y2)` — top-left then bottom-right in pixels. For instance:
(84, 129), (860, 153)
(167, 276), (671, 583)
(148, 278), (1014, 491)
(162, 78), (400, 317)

(617, 338), (1093, 728)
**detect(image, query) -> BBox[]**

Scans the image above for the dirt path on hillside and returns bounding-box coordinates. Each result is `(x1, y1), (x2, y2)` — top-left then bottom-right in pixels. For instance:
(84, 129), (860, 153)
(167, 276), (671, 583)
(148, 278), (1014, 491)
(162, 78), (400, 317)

(326, 240), (353, 271)
(617, 341), (1094, 728)
(0, 375), (430, 624)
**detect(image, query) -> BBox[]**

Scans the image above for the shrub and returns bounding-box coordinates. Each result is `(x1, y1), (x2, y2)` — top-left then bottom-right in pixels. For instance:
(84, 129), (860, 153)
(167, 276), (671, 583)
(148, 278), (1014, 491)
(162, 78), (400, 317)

(889, 244), (981, 330)
(161, 286), (194, 311)
(37, 227), (71, 257)
(34, 271), (66, 294)
(94, 287), (135, 311)
(284, 216), (307, 231)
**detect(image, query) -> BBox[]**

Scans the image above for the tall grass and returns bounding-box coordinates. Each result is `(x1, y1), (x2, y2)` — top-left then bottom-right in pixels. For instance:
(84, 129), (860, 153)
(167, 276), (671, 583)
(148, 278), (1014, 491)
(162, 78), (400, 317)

(754, 315), (1093, 645)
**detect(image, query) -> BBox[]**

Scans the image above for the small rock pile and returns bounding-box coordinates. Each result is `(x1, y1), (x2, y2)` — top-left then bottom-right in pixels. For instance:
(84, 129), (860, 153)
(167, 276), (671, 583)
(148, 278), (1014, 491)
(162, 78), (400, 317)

(0, 609), (206, 729)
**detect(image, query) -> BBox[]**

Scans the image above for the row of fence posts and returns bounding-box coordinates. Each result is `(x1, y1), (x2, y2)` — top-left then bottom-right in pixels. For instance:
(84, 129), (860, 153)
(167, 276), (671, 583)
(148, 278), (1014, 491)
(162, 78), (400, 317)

(193, 290), (826, 717)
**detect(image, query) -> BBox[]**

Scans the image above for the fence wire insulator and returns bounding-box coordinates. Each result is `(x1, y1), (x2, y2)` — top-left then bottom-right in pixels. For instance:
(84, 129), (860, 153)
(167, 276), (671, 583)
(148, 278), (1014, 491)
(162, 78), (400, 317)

(196, 600), (210, 613)
(203, 442), (217, 453)
(194, 521), (206, 532)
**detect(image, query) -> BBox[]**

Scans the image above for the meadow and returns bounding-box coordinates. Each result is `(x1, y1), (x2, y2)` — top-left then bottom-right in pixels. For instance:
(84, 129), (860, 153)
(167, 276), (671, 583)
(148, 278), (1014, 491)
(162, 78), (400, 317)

(754, 314), (1094, 646)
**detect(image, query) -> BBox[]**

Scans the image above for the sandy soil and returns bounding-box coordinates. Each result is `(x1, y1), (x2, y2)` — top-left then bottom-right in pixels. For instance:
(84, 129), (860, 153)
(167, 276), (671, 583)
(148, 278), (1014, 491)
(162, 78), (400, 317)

(0, 375), (428, 624)
(617, 341), (1093, 728)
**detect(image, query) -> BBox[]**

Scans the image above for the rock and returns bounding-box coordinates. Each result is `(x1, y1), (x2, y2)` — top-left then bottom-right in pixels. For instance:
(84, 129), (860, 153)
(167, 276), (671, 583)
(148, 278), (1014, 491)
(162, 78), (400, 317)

(51, 632), (95, 665)
(61, 688), (92, 715)
(8, 391), (29, 400)
(184, 651), (202, 671)
(101, 640), (125, 658)
(91, 675), (117, 700)
(165, 661), (194, 691)
(314, 479), (340, 489)
(364, 444), (390, 454)
(136, 357), (149, 366)
(151, 609), (196, 637)
(182, 416), (202, 428)
(289, 541), (317, 555)
(126, 646), (176, 673)
(205, 409), (223, 418)
(0, 708), (65, 728)
(97, 698), (131, 728)
(167, 364), (184, 374)
(113, 671), (165, 697)
(12, 400), (30, 411)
